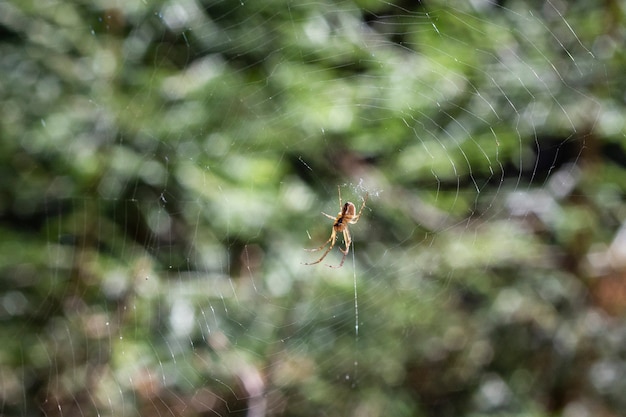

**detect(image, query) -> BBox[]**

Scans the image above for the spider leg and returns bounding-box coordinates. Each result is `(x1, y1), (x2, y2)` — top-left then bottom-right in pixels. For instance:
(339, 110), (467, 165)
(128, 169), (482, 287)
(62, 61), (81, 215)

(304, 187), (367, 269)
(328, 229), (351, 268)
(339, 228), (352, 255)
(302, 230), (337, 265)
(328, 250), (349, 269)
(349, 192), (369, 224)
(321, 212), (336, 220)
(304, 229), (335, 252)
(337, 185), (343, 210)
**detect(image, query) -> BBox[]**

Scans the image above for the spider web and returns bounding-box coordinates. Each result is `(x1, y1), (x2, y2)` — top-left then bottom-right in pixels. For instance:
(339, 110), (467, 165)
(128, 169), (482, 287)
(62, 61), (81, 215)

(2, 1), (625, 416)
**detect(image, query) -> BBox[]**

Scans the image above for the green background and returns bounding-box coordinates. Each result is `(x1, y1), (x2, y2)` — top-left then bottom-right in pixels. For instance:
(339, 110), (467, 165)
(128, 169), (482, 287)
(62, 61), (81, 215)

(2, 1), (626, 416)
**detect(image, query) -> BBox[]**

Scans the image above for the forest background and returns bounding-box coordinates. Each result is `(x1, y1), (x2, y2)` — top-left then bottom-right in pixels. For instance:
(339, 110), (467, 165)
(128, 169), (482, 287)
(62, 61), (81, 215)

(2, 1), (626, 416)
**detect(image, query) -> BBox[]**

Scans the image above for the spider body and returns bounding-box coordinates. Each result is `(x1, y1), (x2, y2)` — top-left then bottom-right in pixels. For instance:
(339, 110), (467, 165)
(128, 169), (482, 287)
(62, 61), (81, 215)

(303, 186), (368, 268)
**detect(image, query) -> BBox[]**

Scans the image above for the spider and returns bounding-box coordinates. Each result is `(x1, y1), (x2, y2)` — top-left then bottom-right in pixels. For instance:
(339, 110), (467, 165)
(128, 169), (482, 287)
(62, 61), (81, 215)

(303, 186), (368, 268)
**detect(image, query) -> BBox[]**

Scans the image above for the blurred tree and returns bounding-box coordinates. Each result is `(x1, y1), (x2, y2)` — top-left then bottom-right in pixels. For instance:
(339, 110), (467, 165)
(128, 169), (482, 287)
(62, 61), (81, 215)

(1, 1), (626, 417)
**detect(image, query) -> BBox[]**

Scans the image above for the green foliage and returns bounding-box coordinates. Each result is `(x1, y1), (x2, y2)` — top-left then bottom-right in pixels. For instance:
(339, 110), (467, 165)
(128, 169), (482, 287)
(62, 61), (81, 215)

(2, 1), (626, 417)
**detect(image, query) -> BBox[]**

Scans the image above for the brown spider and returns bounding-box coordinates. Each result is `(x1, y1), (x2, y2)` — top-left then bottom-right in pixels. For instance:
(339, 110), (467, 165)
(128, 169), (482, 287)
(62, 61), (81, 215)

(303, 186), (368, 268)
